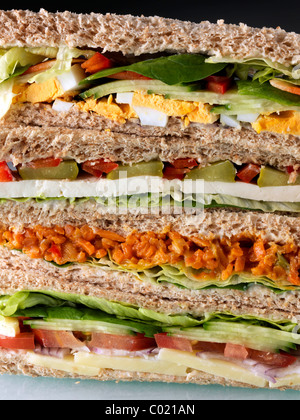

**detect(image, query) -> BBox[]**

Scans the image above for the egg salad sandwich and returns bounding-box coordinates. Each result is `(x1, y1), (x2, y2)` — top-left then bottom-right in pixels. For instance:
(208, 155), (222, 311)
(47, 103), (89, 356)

(0, 9), (299, 389)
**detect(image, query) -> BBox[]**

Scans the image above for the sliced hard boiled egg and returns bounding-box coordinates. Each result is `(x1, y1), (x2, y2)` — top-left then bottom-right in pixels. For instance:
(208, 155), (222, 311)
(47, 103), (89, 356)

(56, 64), (86, 92)
(116, 92), (134, 105)
(220, 114), (241, 129)
(133, 105), (169, 127)
(237, 113), (260, 123)
(52, 99), (74, 112)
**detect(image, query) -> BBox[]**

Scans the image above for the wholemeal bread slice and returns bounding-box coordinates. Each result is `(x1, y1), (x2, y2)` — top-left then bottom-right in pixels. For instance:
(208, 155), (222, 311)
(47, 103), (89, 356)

(0, 9), (299, 66)
(0, 204), (300, 320)
(1, 103), (299, 168)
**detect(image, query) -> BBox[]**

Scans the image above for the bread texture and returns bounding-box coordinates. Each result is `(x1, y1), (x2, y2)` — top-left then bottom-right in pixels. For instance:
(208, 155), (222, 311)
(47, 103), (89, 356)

(0, 200), (299, 244)
(0, 246), (299, 322)
(0, 9), (299, 66)
(1, 103), (299, 168)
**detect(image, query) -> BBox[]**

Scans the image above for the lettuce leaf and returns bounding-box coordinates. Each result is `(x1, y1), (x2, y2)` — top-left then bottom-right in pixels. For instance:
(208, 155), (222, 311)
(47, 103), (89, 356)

(0, 290), (297, 333)
(81, 54), (227, 86)
(0, 47), (43, 84)
(205, 56), (300, 80)
(28, 47), (94, 84)
(237, 80), (300, 107)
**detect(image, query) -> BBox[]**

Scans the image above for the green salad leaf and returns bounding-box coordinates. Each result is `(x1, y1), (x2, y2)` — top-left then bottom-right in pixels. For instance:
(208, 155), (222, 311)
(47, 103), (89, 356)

(81, 54), (227, 86)
(237, 80), (300, 107)
(0, 291), (297, 338)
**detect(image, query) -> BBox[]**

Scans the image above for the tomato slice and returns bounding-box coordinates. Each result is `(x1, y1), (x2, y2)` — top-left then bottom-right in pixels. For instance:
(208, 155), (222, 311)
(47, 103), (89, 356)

(163, 166), (188, 180)
(107, 71), (152, 80)
(0, 332), (35, 350)
(0, 162), (14, 182)
(206, 76), (232, 94)
(89, 332), (156, 351)
(224, 343), (249, 360)
(34, 330), (86, 349)
(154, 333), (193, 352)
(248, 349), (297, 368)
(193, 341), (226, 353)
(81, 159), (119, 178)
(163, 159), (198, 180)
(26, 158), (63, 169)
(236, 163), (261, 183)
(81, 52), (113, 74)
(171, 158), (198, 170)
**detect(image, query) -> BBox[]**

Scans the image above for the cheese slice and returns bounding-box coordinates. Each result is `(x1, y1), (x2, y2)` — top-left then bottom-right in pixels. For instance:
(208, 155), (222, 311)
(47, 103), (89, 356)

(269, 374), (300, 388)
(1, 177), (300, 203)
(74, 351), (187, 376)
(26, 351), (100, 376)
(158, 349), (268, 388)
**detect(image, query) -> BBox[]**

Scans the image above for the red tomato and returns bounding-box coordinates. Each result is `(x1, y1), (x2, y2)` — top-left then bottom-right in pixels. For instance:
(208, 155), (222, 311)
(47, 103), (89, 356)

(0, 162), (14, 182)
(107, 71), (152, 80)
(171, 158), (198, 169)
(154, 333), (193, 352)
(89, 332), (156, 351)
(163, 166), (188, 180)
(236, 163), (261, 183)
(248, 349), (297, 368)
(206, 76), (232, 94)
(163, 159), (198, 180)
(224, 343), (249, 360)
(34, 330), (86, 349)
(81, 159), (119, 178)
(193, 341), (226, 353)
(0, 333), (35, 350)
(81, 52), (113, 74)
(27, 158), (63, 169)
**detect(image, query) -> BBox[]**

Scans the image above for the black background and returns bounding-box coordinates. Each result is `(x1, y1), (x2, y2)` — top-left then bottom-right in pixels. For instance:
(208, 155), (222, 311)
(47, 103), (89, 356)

(5, 1), (300, 33)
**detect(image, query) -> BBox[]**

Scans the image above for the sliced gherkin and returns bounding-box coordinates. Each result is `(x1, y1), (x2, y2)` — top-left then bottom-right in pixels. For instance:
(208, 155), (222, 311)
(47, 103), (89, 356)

(185, 160), (236, 182)
(107, 161), (163, 180)
(19, 160), (79, 180)
(257, 166), (300, 187)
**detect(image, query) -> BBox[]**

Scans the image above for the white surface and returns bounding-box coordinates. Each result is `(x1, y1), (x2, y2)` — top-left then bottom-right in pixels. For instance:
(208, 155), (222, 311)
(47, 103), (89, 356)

(0, 375), (299, 400)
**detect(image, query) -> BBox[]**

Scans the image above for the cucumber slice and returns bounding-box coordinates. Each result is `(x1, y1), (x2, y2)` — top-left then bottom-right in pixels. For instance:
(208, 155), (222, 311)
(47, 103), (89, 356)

(107, 161), (163, 180)
(165, 321), (300, 353)
(19, 160), (79, 180)
(80, 80), (196, 100)
(257, 166), (300, 187)
(185, 161), (236, 182)
(24, 318), (135, 335)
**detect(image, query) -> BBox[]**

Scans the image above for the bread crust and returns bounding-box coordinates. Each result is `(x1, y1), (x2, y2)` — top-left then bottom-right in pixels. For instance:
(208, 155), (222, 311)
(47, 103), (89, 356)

(0, 9), (299, 66)
(0, 106), (299, 168)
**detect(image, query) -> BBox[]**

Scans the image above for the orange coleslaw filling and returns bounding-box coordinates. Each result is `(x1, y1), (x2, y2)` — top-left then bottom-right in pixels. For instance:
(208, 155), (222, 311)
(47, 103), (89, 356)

(0, 225), (299, 286)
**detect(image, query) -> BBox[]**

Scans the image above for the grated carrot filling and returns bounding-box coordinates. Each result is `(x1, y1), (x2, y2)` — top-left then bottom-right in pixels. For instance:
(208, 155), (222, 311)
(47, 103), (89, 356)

(0, 224), (299, 285)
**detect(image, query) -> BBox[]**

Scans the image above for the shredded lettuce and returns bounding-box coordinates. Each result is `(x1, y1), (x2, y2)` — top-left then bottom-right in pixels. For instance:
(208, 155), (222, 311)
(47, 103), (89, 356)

(28, 47), (94, 84)
(0, 47), (43, 84)
(1, 192), (300, 214)
(205, 56), (300, 80)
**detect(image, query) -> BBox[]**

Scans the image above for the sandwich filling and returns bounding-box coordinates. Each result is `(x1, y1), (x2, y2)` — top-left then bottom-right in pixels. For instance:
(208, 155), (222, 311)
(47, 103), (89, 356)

(1, 224), (300, 291)
(0, 290), (300, 388)
(0, 47), (299, 135)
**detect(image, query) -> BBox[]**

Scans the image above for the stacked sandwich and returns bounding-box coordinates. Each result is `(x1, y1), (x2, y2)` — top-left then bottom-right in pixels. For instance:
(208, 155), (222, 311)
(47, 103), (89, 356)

(0, 9), (299, 389)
